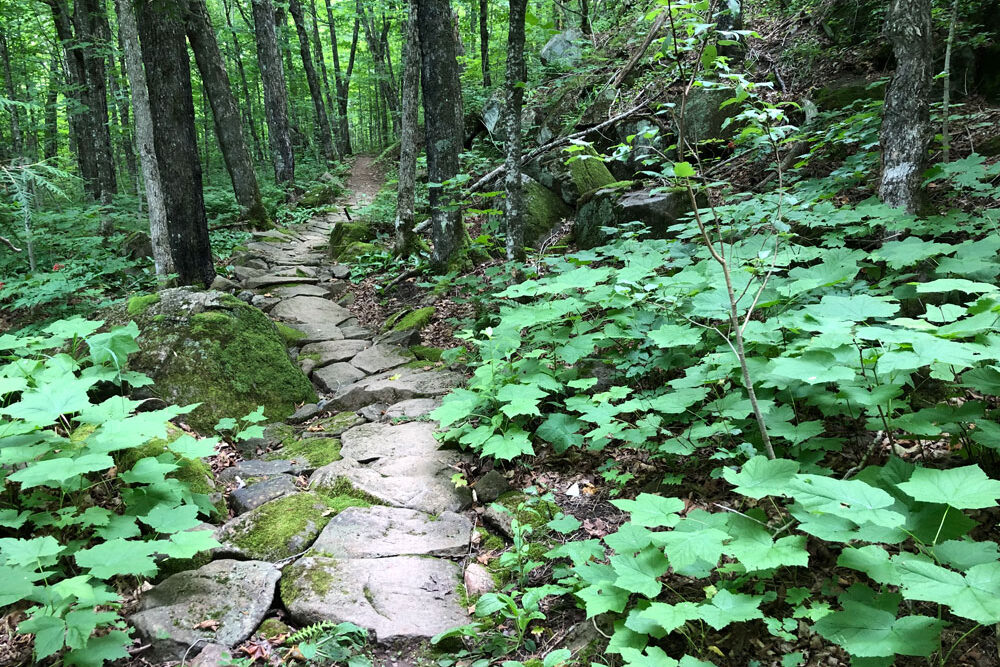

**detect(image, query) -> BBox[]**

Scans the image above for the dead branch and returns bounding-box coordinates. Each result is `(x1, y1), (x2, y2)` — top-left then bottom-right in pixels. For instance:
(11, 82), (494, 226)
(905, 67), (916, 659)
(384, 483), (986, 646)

(610, 11), (667, 89)
(0, 234), (21, 252)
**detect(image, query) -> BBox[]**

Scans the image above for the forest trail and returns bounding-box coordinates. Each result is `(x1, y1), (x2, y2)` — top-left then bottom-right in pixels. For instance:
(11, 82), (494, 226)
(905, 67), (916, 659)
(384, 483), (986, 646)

(130, 160), (474, 664)
(344, 155), (382, 207)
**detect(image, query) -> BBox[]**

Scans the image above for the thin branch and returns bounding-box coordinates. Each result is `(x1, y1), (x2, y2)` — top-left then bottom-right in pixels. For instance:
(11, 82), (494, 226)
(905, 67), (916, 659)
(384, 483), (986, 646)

(0, 234), (21, 252)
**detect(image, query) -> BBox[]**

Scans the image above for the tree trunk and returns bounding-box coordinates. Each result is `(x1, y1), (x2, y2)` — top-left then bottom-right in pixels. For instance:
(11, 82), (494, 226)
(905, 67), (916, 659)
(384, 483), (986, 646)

(136, 0), (215, 286)
(288, 0), (336, 161)
(394, 0), (420, 256)
(114, 0), (172, 277)
(417, 0), (465, 268)
(878, 0), (932, 215)
(359, 0), (399, 134)
(112, 44), (138, 191)
(187, 0), (271, 228)
(479, 0), (490, 87)
(309, 0), (338, 155)
(76, 0), (118, 203)
(503, 0), (528, 262)
(221, 0), (264, 160)
(580, 0), (591, 35)
(43, 57), (59, 160)
(0, 26), (23, 157)
(251, 0), (295, 183)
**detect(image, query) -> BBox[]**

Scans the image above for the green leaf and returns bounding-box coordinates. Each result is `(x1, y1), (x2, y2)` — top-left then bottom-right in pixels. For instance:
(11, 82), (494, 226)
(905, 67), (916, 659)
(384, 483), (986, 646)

(611, 493), (684, 528)
(896, 465), (1000, 509)
(638, 601), (700, 634)
(894, 555), (1000, 624)
(789, 474), (904, 529)
(497, 382), (549, 418)
(74, 539), (158, 579)
(535, 413), (584, 453)
(140, 503), (201, 533)
(543, 648), (572, 667)
(724, 517), (809, 572)
(576, 581), (631, 617)
(0, 564), (36, 606)
(673, 162), (696, 178)
(837, 546), (901, 585)
(916, 278), (998, 294)
(2, 376), (98, 423)
(167, 434), (218, 459)
(481, 427), (534, 461)
(6, 453), (114, 489)
(648, 324), (702, 348)
(723, 456), (799, 498)
(767, 351), (856, 385)
(162, 529), (221, 559)
(430, 388), (484, 428)
(18, 613), (66, 659)
(546, 513), (582, 534)
(119, 456), (179, 484)
(610, 546), (669, 597)
(872, 237), (953, 269)
(0, 535), (65, 566)
(64, 631), (131, 667)
(698, 589), (764, 630)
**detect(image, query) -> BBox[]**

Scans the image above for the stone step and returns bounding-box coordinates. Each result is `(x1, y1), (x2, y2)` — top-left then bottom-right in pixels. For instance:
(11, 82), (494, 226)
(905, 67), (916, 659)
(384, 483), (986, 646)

(308, 505), (472, 559)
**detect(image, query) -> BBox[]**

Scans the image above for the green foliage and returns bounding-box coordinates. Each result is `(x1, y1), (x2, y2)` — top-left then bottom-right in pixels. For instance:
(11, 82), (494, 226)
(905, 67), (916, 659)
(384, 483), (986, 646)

(287, 620), (372, 666)
(0, 317), (220, 665)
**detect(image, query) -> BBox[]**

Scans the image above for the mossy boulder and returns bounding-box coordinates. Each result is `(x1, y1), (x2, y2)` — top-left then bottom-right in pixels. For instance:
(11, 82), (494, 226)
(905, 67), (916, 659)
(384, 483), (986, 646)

(265, 437), (342, 469)
(219, 492), (338, 561)
(567, 145), (616, 196)
(409, 345), (444, 362)
(522, 174), (573, 246)
(815, 77), (887, 111)
(300, 181), (346, 207)
(385, 306), (435, 333)
(329, 221), (374, 260)
(574, 186), (701, 249)
(127, 288), (316, 433)
(681, 85), (740, 144)
(339, 241), (377, 262)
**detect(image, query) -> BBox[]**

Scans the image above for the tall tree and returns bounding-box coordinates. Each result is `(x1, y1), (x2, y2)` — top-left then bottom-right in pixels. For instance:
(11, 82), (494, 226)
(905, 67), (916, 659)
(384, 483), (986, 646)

(288, 0), (336, 161)
(359, 0), (399, 134)
(878, 0), (933, 215)
(478, 0), (490, 86)
(251, 0), (295, 183)
(186, 0), (271, 227)
(220, 0), (263, 160)
(136, 0), (215, 286)
(0, 25), (23, 157)
(324, 0), (358, 154)
(417, 0), (465, 267)
(309, 0), (337, 143)
(503, 0), (528, 261)
(43, 57), (60, 160)
(113, 0), (172, 277)
(394, 0), (419, 256)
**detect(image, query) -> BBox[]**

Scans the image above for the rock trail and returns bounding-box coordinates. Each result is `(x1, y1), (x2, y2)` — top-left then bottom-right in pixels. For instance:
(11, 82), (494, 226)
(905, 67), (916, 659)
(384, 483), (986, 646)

(130, 157), (480, 663)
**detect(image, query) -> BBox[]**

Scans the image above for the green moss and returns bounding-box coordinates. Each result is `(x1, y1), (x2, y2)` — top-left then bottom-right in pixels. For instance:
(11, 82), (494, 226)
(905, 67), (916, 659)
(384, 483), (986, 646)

(329, 221), (373, 260)
(313, 411), (364, 435)
(274, 322), (306, 347)
(265, 437), (342, 468)
(301, 182), (345, 207)
(578, 180), (635, 206)
(256, 619), (291, 641)
(313, 476), (383, 506)
(229, 492), (335, 561)
(127, 293), (161, 316)
(568, 144), (615, 194)
(495, 492), (560, 528)
(409, 345), (444, 362)
(390, 306), (435, 332)
(280, 557), (339, 606)
(156, 547), (212, 581)
(523, 178), (573, 246)
(338, 241), (377, 262)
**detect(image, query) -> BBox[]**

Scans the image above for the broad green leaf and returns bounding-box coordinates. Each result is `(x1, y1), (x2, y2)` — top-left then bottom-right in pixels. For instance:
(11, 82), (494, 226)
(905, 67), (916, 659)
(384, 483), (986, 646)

(894, 555), (1000, 624)
(497, 382), (549, 418)
(64, 631), (131, 667)
(2, 376), (98, 423)
(546, 513), (582, 534)
(0, 535), (65, 566)
(929, 539), (1000, 570)
(873, 237), (953, 269)
(724, 517), (809, 572)
(18, 613), (66, 659)
(916, 278), (998, 294)
(119, 456), (179, 484)
(140, 503), (201, 533)
(74, 539), (158, 579)
(673, 161), (696, 178)
(837, 546), (901, 585)
(698, 590), (764, 630)
(610, 546), (669, 597)
(430, 388), (483, 428)
(789, 474), (904, 529)
(723, 456), (799, 498)
(481, 428), (534, 460)
(604, 523), (654, 554)
(6, 453), (114, 489)
(0, 564), (36, 605)
(611, 493), (684, 528)
(167, 434), (218, 459)
(161, 529), (221, 559)
(648, 324), (702, 348)
(535, 413), (584, 453)
(576, 581), (631, 617)
(896, 465), (1000, 509)
(638, 601), (700, 634)
(813, 602), (943, 657)
(767, 351), (855, 385)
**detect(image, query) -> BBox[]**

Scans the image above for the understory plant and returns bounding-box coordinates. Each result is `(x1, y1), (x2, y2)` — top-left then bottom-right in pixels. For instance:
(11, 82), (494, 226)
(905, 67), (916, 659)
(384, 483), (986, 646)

(0, 317), (221, 665)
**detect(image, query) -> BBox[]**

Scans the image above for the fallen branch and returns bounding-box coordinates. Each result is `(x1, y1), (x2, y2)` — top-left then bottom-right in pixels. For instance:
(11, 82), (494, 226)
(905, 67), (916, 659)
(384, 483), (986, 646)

(0, 234), (21, 252)
(610, 11), (667, 89)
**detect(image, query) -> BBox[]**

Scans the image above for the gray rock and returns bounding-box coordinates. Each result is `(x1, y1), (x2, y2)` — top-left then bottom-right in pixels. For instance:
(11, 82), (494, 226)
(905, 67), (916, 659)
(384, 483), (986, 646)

(187, 643), (232, 667)
(299, 339), (370, 367)
(218, 459), (294, 483)
(230, 474), (299, 515)
(287, 321), (345, 345)
(325, 280), (351, 298)
(464, 563), (496, 598)
(385, 398), (442, 420)
(232, 266), (266, 282)
(214, 492), (331, 561)
(251, 295), (280, 312)
(313, 362), (367, 393)
(210, 275), (239, 292)
(540, 28), (583, 67)
(328, 368), (464, 411)
(244, 274), (320, 289)
(308, 506), (472, 558)
(339, 422), (443, 462)
(271, 296), (353, 327)
(681, 85), (739, 144)
(275, 265), (318, 278)
(288, 403), (321, 424)
(235, 289), (255, 304)
(129, 560), (280, 661)
(350, 344), (413, 374)
(245, 258), (269, 270)
(358, 403), (388, 422)
(481, 90), (504, 135)
(236, 437), (268, 458)
(473, 470), (510, 504)
(575, 186), (701, 249)
(338, 293), (357, 307)
(339, 323), (372, 339)
(300, 357), (317, 377)
(282, 556), (468, 643)
(270, 284), (330, 299)
(375, 328), (421, 347)
(331, 264), (350, 279)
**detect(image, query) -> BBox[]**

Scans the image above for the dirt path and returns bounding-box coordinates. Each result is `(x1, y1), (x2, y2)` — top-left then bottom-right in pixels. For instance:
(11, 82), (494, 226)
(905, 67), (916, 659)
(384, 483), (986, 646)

(345, 155), (382, 207)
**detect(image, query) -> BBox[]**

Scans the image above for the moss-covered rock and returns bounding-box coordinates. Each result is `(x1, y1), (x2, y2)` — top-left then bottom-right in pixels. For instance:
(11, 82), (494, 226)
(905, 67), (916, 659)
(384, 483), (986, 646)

(127, 293), (161, 317)
(574, 186), (701, 249)
(312, 411), (365, 435)
(815, 77), (887, 111)
(256, 618), (292, 641)
(265, 437), (342, 469)
(522, 174), (573, 246)
(328, 221), (374, 260)
(409, 345), (445, 362)
(567, 145), (615, 196)
(338, 241), (377, 262)
(224, 492), (335, 561)
(386, 306), (435, 332)
(300, 182), (346, 207)
(681, 85), (740, 143)
(126, 288), (316, 433)
(274, 322), (306, 347)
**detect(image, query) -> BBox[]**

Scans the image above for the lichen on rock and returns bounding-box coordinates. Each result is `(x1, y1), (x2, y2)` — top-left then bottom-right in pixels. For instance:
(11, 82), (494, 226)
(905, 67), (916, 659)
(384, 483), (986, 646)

(126, 288), (316, 433)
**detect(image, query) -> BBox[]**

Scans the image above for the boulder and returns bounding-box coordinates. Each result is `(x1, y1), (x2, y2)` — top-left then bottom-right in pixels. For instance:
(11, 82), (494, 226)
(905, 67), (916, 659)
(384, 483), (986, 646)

(214, 492), (336, 561)
(129, 559), (280, 661)
(350, 344), (413, 374)
(481, 90), (504, 135)
(126, 289), (316, 432)
(300, 339), (370, 368)
(326, 368), (464, 411)
(522, 174), (573, 245)
(681, 85), (739, 144)
(313, 362), (367, 393)
(385, 398), (442, 420)
(307, 505), (472, 558)
(567, 145), (616, 196)
(815, 76), (887, 111)
(229, 475), (299, 515)
(575, 185), (700, 249)
(464, 563), (496, 598)
(329, 221), (374, 260)
(540, 28), (583, 68)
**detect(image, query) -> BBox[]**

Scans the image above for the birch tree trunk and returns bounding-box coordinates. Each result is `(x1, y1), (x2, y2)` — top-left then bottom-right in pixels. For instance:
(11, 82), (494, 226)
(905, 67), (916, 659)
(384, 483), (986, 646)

(417, 0), (466, 268)
(114, 0), (172, 278)
(878, 0), (933, 215)
(394, 0), (420, 256)
(187, 0), (271, 228)
(289, 0), (336, 161)
(503, 0), (528, 262)
(252, 0), (295, 183)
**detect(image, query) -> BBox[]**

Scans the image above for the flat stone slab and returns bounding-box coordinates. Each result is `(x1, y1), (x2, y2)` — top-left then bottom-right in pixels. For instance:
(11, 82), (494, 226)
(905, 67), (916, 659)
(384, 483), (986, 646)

(229, 474), (299, 515)
(300, 339), (370, 367)
(309, 506), (472, 558)
(214, 492), (331, 561)
(271, 296), (353, 327)
(130, 559), (280, 661)
(282, 556), (468, 643)
(385, 398), (442, 420)
(288, 321), (345, 344)
(218, 459), (294, 483)
(339, 422), (442, 462)
(339, 324), (372, 339)
(245, 274), (320, 289)
(313, 362), (367, 393)
(269, 284), (330, 299)
(328, 368), (464, 411)
(350, 344), (413, 374)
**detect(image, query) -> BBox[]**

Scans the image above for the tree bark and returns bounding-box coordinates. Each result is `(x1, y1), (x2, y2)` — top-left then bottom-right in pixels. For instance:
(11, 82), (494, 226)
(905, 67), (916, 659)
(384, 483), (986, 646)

(394, 0), (420, 256)
(251, 0), (295, 183)
(324, 0), (356, 154)
(186, 0), (271, 228)
(221, 0), (264, 160)
(43, 57), (60, 160)
(878, 0), (933, 215)
(115, 0), (172, 277)
(0, 25), (23, 157)
(136, 0), (215, 286)
(359, 0), (399, 134)
(479, 0), (490, 87)
(580, 0), (591, 35)
(417, 0), (465, 268)
(309, 0), (338, 154)
(288, 0), (336, 161)
(503, 0), (528, 261)
(77, 0), (118, 202)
